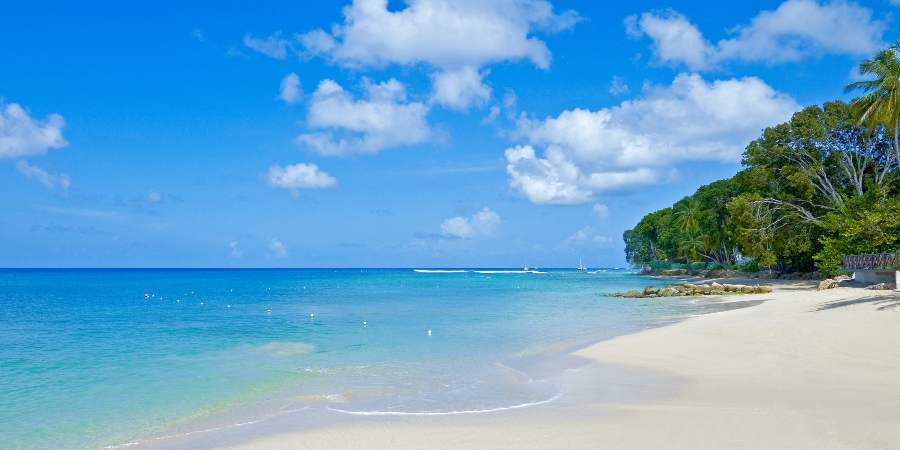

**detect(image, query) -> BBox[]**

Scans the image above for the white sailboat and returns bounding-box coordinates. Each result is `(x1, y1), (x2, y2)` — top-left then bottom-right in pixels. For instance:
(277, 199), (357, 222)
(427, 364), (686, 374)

(577, 259), (587, 271)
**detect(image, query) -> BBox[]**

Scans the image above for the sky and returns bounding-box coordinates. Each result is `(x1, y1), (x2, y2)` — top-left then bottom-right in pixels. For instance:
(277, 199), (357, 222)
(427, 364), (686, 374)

(1, 0), (897, 268)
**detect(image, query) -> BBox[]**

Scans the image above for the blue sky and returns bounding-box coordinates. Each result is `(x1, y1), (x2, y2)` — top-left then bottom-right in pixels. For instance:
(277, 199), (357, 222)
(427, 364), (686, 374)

(1, 0), (896, 268)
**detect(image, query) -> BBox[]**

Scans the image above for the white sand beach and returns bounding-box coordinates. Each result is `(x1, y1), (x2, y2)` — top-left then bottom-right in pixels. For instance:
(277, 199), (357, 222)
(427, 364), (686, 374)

(147, 280), (900, 449)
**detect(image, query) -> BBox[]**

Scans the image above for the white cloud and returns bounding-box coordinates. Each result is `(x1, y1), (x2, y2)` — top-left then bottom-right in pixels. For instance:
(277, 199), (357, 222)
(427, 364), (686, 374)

(627, 0), (885, 70)
(298, 0), (579, 70)
(1, 102), (67, 159)
(609, 76), (630, 96)
(193, 29), (206, 42)
(229, 241), (243, 259)
(561, 226), (613, 248)
(145, 189), (163, 203)
(244, 32), (292, 59)
(430, 66), (491, 110)
(16, 160), (70, 192)
(267, 163), (337, 197)
(592, 203), (609, 221)
(279, 73), (302, 104)
(506, 73), (800, 204)
(297, 78), (430, 155)
(269, 238), (288, 257)
(297, 0), (579, 110)
(440, 207), (501, 239)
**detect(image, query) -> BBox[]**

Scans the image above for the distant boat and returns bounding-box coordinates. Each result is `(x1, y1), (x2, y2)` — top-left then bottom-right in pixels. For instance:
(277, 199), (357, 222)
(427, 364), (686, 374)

(577, 259), (587, 271)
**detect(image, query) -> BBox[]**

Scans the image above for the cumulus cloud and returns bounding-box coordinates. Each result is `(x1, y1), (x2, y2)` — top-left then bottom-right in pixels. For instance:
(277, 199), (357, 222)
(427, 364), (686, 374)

(267, 163), (337, 197)
(244, 32), (292, 59)
(440, 207), (501, 239)
(1, 101), (67, 159)
(144, 189), (163, 203)
(229, 241), (243, 259)
(609, 77), (630, 96)
(561, 226), (613, 248)
(626, 0), (885, 70)
(297, 78), (430, 155)
(298, 0), (579, 70)
(430, 66), (492, 110)
(592, 203), (609, 221)
(279, 73), (302, 104)
(295, 0), (579, 109)
(506, 73), (800, 204)
(16, 161), (70, 192)
(269, 237), (288, 257)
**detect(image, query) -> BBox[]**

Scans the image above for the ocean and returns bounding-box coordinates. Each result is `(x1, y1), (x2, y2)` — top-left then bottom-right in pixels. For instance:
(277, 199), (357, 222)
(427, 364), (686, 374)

(1, 268), (726, 448)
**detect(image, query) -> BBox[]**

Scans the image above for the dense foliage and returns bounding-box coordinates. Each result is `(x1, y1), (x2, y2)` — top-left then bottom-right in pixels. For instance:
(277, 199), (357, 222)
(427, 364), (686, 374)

(624, 49), (900, 278)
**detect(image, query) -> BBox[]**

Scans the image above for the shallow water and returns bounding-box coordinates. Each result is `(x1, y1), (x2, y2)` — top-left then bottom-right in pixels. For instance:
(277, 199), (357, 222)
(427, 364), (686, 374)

(0, 268), (728, 449)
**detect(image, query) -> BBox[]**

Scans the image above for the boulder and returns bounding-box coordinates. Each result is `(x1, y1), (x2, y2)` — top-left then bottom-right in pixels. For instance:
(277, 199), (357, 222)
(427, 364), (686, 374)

(622, 290), (643, 298)
(710, 282), (723, 290)
(660, 287), (680, 297)
(818, 279), (840, 290)
(866, 282), (896, 291)
(643, 286), (660, 295)
(739, 285), (754, 294)
(753, 286), (773, 294)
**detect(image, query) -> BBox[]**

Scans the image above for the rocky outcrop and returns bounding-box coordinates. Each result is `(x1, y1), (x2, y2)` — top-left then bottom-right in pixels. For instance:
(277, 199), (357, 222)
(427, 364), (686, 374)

(609, 283), (773, 298)
(818, 279), (840, 290)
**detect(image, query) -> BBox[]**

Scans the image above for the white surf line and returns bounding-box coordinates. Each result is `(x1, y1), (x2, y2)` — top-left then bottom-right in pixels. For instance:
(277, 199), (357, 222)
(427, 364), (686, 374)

(102, 407), (310, 449)
(326, 385), (565, 417)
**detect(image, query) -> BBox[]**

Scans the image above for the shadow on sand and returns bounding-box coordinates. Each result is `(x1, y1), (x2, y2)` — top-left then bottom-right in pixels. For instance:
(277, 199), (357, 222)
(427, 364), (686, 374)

(816, 293), (900, 311)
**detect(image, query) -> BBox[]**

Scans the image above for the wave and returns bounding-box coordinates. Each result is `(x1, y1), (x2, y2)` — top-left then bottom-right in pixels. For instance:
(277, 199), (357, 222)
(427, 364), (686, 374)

(473, 270), (542, 274)
(413, 269), (469, 273)
(326, 385), (564, 416)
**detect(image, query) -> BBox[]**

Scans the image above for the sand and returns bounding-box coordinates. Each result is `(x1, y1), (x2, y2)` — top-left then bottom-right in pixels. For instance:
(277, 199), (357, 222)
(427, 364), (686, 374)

(145, 280), (900, 449)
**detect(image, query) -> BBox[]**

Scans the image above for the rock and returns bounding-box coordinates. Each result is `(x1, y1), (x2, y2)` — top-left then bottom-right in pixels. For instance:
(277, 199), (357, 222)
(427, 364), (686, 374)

(761, 273), (778, 279)
(838, 279), (856, 287)
(660, 287), (680, 297)
(739, 285), (754, 293)
(753, 286), (773, 294)
(710, 282), (723, 290)
(643, 286), (660, 295)
(818, 279), (840, 290)
(622, 290), (643, 298)
(866, 282), (896, 291)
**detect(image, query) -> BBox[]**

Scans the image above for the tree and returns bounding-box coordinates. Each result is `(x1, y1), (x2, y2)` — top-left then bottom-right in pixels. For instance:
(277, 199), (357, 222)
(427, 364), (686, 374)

(846, 43), (900, 165)
(816, 187), (900, 276)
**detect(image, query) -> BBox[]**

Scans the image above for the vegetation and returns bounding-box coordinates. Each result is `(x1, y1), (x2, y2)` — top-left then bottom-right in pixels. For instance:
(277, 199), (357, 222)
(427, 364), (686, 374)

(624, 44), (900, 277)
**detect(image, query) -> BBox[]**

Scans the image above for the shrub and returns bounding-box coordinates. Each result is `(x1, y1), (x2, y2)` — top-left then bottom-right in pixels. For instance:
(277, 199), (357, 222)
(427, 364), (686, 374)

(706, 262), (724, 270)
(689, 262), (705, 270)
(739, 259), (759, 272)
(670, 263), (682, 270)
(649, 260), (669, 270)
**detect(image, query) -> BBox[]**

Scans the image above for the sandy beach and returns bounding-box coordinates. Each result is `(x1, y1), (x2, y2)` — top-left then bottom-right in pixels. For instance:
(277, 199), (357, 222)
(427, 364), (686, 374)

(146, 279), (900, 449)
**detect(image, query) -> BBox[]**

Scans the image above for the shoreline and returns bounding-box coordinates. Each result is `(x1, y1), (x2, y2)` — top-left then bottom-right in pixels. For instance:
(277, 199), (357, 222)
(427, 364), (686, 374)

(140, 277), (900, 449)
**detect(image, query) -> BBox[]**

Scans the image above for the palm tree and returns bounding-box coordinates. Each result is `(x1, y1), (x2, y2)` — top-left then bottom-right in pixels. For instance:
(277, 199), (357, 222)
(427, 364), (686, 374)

(673, 197), (703, 234)
(846, 43), (900, 163)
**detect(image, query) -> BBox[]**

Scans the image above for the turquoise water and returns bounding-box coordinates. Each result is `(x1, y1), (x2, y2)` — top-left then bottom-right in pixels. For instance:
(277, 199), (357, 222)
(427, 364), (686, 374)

(1, 269), (717, 448)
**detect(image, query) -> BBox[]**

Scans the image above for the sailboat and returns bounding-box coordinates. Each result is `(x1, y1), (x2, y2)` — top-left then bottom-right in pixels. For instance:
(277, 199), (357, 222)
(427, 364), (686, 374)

(577, 259), (587, 271)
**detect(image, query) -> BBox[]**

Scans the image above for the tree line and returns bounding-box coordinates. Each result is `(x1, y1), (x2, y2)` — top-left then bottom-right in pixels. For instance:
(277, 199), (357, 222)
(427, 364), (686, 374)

(624, 45), (900, 277)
